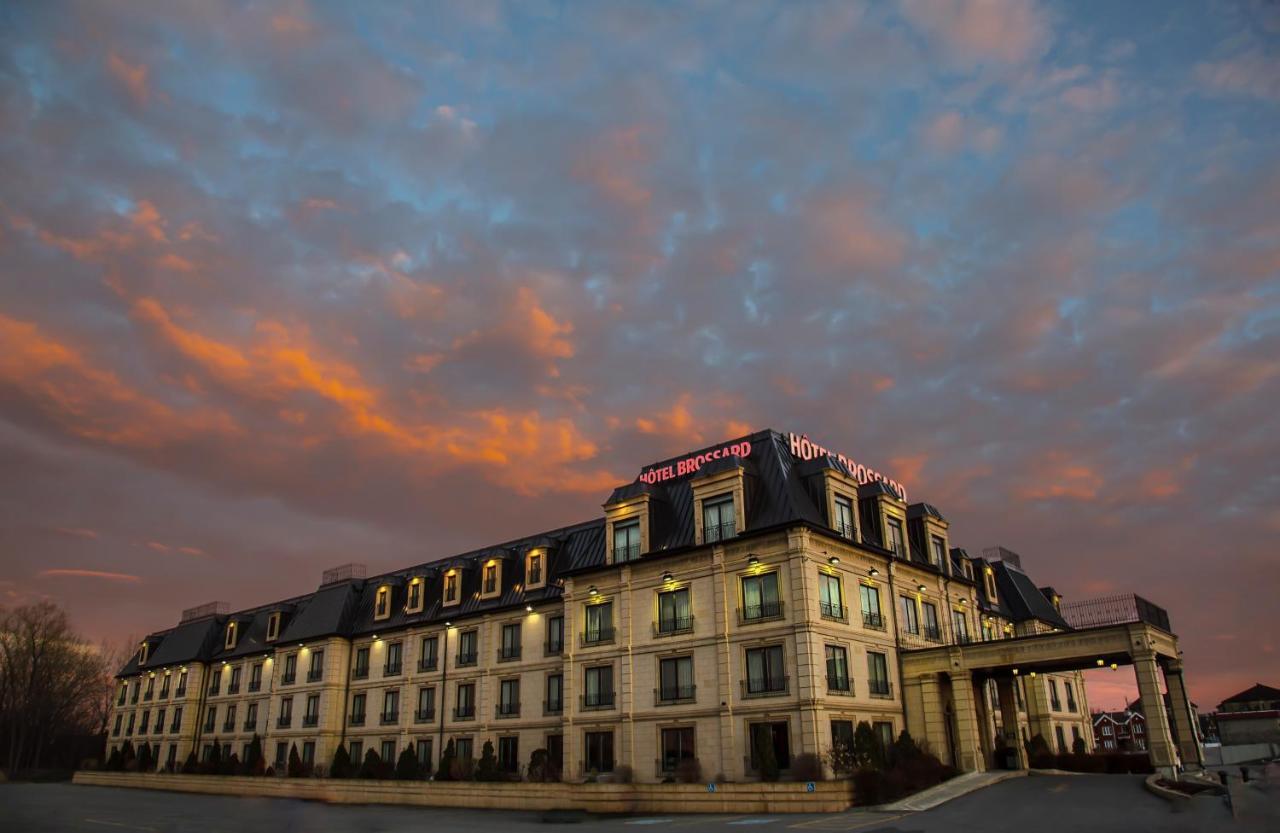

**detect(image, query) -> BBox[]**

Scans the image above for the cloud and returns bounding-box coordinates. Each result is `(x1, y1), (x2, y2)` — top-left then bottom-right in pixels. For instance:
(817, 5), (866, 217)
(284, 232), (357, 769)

(106, 51), (150, 107)
(1194, 52), (1280, 101)
(900, 0), (1050, 65)
(38, 569), (141, 583)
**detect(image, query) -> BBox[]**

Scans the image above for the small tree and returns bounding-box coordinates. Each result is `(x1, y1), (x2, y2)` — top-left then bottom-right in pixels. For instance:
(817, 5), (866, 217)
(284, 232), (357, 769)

(475, 739), (500, 781)
(1025, 733), (1052, 769)
(1072, 736), (1088, 755)
(120, 740), (137, 771)
(435, 740), (456, 781)
(205, 744), (221, 775)
(754, 725), (779, 782)
(853, 722), (883, 770)
(675, 757), (702, 784)
(136, 743), (153, 773)
(222, 752), (240, 776)
(358, 748), (383, 779)
(105, 747), (124, 772)
(330, 744), (352, 779)
(527, 748), (549, 782)
(181, 750), (198, 774)
(287, 743), (303, 778)
(396, 746), (419, 780)
(890, 730), (922, 766)
(245, 734), (265, 775)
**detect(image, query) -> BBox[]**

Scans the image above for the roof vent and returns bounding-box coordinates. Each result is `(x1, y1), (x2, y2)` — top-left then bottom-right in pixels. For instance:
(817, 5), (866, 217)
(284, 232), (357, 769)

(321, 563), (367, 586)
(180, 601), (229, 622)
(982, 546), (1022, 570)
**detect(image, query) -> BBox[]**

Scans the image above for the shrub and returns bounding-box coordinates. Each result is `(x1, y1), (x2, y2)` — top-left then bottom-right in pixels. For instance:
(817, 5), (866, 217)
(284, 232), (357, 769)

(853, 768), (886, 805)
(1072, 736), (1088, 755)
(396, 747), (419, 780)
(852, 735), (956, 807)
(263, 765), (275, 778)
(287, 744), (303, 778)
(357, 749), (384, 780)
(1025, 734), (1053, 769)
(675, 757), (702, 784)
(825, 740), (857, 777)
(202, 744), (221, 776)
(105, 747), (123, 772)
(245, 735), (265, 776)
(120, 740), (137, 772)
(221, 753), (240, 777)
(754, 725), (779, 782)
(475, 740), (500, 782)
(612, 764), (634, 784)
(790, 753), (823, 782)
(329, 745), (352, 779)
(854, 722), (884, 770)
(181, 751), (198, 774)
(435, 740), (456, 782)
(449, 755), (474, 781)
(136, 743), (153, 773)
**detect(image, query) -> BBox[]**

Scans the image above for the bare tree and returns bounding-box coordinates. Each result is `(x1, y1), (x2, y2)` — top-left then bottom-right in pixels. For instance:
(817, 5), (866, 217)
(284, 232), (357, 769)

(0, 601), (109, 775)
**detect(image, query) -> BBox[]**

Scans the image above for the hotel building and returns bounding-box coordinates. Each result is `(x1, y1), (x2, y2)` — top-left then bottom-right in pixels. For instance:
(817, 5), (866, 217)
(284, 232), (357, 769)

(111, 429), (1194, 781)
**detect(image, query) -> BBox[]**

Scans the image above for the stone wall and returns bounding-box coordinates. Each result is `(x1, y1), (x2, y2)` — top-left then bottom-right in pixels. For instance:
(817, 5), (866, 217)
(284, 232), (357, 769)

(72, 771), (854, 814)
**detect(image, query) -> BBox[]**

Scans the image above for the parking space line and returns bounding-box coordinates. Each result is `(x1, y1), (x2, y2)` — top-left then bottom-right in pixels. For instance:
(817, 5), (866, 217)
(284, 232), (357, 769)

(788, 813), (905, 830)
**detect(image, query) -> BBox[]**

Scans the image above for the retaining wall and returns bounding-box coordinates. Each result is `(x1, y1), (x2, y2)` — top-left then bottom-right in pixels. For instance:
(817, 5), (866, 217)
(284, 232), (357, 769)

(72, 771), (853, 814)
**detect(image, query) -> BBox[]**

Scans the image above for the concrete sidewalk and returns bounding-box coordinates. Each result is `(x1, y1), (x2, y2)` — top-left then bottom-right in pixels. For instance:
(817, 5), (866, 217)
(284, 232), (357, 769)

(880, 769), (1027, 811)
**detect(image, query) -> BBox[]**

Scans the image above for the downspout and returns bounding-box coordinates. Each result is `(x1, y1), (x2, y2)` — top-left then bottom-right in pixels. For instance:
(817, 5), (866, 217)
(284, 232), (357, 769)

(437, 624), (449, 775)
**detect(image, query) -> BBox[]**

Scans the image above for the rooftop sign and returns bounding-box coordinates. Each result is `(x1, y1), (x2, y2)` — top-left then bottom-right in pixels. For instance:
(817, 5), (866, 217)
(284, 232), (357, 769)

(786, 432), (908, 502)
(637, 439), (754, 485)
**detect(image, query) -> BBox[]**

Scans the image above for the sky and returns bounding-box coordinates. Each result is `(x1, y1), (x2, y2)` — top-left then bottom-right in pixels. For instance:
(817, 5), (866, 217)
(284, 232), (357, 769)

(1, 0), (1277, 713)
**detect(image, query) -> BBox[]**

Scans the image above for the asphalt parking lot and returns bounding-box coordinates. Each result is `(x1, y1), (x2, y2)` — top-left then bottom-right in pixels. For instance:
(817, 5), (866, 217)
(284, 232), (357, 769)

(1, 773), (1266, 833)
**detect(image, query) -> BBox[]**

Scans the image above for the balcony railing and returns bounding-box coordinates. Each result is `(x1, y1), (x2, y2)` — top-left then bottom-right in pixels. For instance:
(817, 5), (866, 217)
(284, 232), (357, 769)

(862, 611), (886, 630)
(581, 691), (616, 710)
(126, 726), (134, 736)
(208, 683), (220, 696)
(380, 711), (398, 726)
(159, 687), (170, 700)
(544, 700), (563, 716)
(144, 691), (154, 701)
(276, 715), (292, 728)
(281, 672), (296, 685)
(414, 708), (434, 723)
(868, 679), (893, 699)
(545, 640), (564, 656)
(300, 714), (316, 727)
(1051, 699), (1062, 712)
(138, 724), (148, 736)
(383, 661), (401, 676)
(820, 602), (847, 622)
(1067, 700), (1077, 713)
(248, 680), (261, 693)
(130, 692), (139, 704)
(495, 702), (520, 718)
(655, 685), (696, 704)
(352, 666), (369, 680)
(418, 658), (438, 672)
(742, 676), (789, 697)
(703, 521), (735, 543)
(614, 543), (640, 562)
(835, 522), (856, 540)
(307, 670), (323, 683)
(654, 615), (694, 636)
(827, 676), (852, 695)
(243, 720), (256, 731)
(228, 683), (240, 695)
(117, 692), (127, 706)
(456, 651), (478, 668)
(739, 601), (784, 624)
(348, 713), (365, 726)
(498, 646), (522, 662)
(1060, 593), (1171, 632)
(453, 705), (475, 721)
(580, 627), (615, 647)
(222, 721), (234, 732)
(175, 686), (186, 698)
(923, 626), (942, 642)
(169, 722), (181, 733)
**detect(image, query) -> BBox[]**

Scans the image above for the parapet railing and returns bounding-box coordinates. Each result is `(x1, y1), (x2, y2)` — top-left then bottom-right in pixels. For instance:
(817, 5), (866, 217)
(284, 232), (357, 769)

(1060, 594), (1171, 632)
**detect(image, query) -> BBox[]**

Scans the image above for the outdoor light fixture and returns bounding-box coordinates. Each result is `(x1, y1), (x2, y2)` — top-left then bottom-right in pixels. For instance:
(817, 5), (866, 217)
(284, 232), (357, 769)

(828, 556), (840, 565)
(1012, 668), (1019, 675)
(662, 571), (674, 583)
(444, 622), (452, 628)
(371, 634), (378, 640)
(1110, 663), (1118, 671)
(869, 567), (880, 577)
(589, 585), (599, 597)
(1096, 659), (1105, 666)
(917, 583), (927, 592)
(959, 598), (968, 606)
(1029, 671), (1037, 678)
(526, 605), (534, 612)
(748, 555), (760, 566)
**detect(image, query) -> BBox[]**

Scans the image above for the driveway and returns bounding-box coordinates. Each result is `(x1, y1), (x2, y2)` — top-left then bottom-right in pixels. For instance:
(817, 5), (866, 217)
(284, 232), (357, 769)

(1, 773), (1260, 833)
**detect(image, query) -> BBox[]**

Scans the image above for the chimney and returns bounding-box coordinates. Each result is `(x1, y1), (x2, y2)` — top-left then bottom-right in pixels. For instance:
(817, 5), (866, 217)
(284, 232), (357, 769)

(321, 563), (367, 586)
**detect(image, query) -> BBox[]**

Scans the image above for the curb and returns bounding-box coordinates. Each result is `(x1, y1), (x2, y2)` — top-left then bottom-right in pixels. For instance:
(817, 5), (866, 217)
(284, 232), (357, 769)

(1143, 773), (1190, 803)
(880, 770), (1026, 812)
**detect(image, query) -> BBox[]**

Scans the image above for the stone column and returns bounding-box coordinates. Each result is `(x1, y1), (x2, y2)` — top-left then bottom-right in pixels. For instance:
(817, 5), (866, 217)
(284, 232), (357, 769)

(1021, 674), (1054, 746)
(949, 672), (986, 773)
(711, 548), (738, 780)
(1163, 661), (1203, 769)
(918, 674), (950, 764)
(1133, 650), (1177, 777)
(995, 676), (1026, 769)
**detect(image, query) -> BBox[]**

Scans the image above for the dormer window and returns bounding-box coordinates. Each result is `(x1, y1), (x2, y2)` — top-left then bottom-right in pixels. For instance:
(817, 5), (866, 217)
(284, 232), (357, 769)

(406, 578), (423, 613)
(884, 517), (905, 557)
(480, 561), (501, 600)
(266, 612), (281, 642)
(443, 570), (460, 606)
(984, 566), (998, 602)
(702, 495), (735, 544)
(613, 520), (640, 563)
(139, 642), (150, 664)
(526, 551), (544, 588)
(930, 536), (946, 568)
(833, 495), (855, 540)
(374, 586), (392, 620)
(224, 621), (238, 650)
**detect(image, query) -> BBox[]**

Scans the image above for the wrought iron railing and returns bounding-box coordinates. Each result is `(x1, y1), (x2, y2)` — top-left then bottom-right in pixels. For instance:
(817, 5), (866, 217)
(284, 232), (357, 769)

(1059, 593), (1171, 632)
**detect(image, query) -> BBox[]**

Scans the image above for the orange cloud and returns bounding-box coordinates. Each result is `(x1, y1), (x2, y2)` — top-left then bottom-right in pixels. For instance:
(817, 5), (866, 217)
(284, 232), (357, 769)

(38, 569), (141, 583)
(1015, 451), (1104, 502)
(634, 394), (698, 441)
(572, 126), (655, 215)
(805, 193), (906, 274)
(106, 51), (149, 107)
(55, 527), (100, 539)
(888, 453), (928, 491)
(901, 0), (1048, 65)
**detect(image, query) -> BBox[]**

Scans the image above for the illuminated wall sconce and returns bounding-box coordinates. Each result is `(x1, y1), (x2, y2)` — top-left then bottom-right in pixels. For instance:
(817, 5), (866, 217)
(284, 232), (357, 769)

(1029, 671), (1037, 678)
(1096, 659), (1105, 666)
(959, 598), (968, 606)
(1109, 663), (1118, 671)
(588, 585), (599, 597)
(827, 556), (840, 565)
(444, 621), (452, 628)
(917, 583), (927, 593)
(747, 555), (760, 567)
(661, 571), (674, 583)
(868, 567), (880, 577)
(1012, 668), (1019, 675)
(525, 604), (534, 612)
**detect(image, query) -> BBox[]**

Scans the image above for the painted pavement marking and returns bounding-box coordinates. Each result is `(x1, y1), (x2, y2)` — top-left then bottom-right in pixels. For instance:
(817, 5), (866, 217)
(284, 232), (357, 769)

(788, 813), (906, 830)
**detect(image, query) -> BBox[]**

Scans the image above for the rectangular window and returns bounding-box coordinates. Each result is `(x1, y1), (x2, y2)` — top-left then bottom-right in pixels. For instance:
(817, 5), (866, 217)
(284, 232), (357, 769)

(382, 689), (400, 724)
(455, 683), (475, 719)
(282, 653), (297, 684)
(176, 670), (187, 697)
(160, 675), (172, 699)
(885, 517), (905, 556)
(527, 553), (543, 586)
(455, 737), (473, 761)
(145, 675), (155, 699)
(500, 623), (521, 661)
(583, 602), (614, 644)
(249, 662), (263, 692)
(444, 571), (459, 604)
(613, 520), (640, 563)
(208, 670), (221, 695)
(584, 666), (614, 709)
(267, 612), (280, 641)
(930, 536), (947, 567)
(546, 615), (564, 655)
(874, 721), (894, 750)
(375, 586), (391, 619)
(407, 579), (422, 611)
(224, 621), (237, 650)
(922, 601), (941, 640)
(825, 645), (850, 693)
(418, 636), (438, 672)
(304, 694), (318, 726)
(300, 741), (313, 764)
(171, 707), (182, 732)
(741, 572), (782, 621)
(278, 696), (293, 727)
(498, 679), (520, 717)
(354, 647), (370, 679)
(982, 619), (996, 642)
(139, 710), (150, 734)
(457, 630), (478, 666)
(660, 727), (695, 772)
(702, 495), (735, 543)
(1049, 679), (1062, 711)
(867, 652), (891, 697)
(350, 692), (366, 724)
(657, 588), (692, 634)
(416, 739), (432, 768)
(899, 596), (919, 634)
(245, 702), (257, 731)
(223, 704), (235, 731)
(126, 712), (135, 735)
(819, 573), (845, 620)
(308, 650), (324, 681)
(483, 562), (498, 595)
(381, 740), (395, 763)
(545, 673), (564, 714)
(952, 610), (969, 643)
(275, 742), (287, 766)
(833, 495), (855, 539)
(744, 645), (786, 695)
(203, 706), (215, 732)
(385, 641), (402, 675)
(831, 720), (855, 751)
(113, 714), (122, 736)
(584, 731), (614, 773)
(749, 721), (791, 770)
(416, 687), (435, 721)
(498, 736), (519, 773)
(658, 656), (695, 703)
(349, 740), (363, 762)
(860, 584), (884, 629)
(984, 568), (998, 601)
(1065, 682), (1077, 712)
(1055, 725), (1067, 753)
